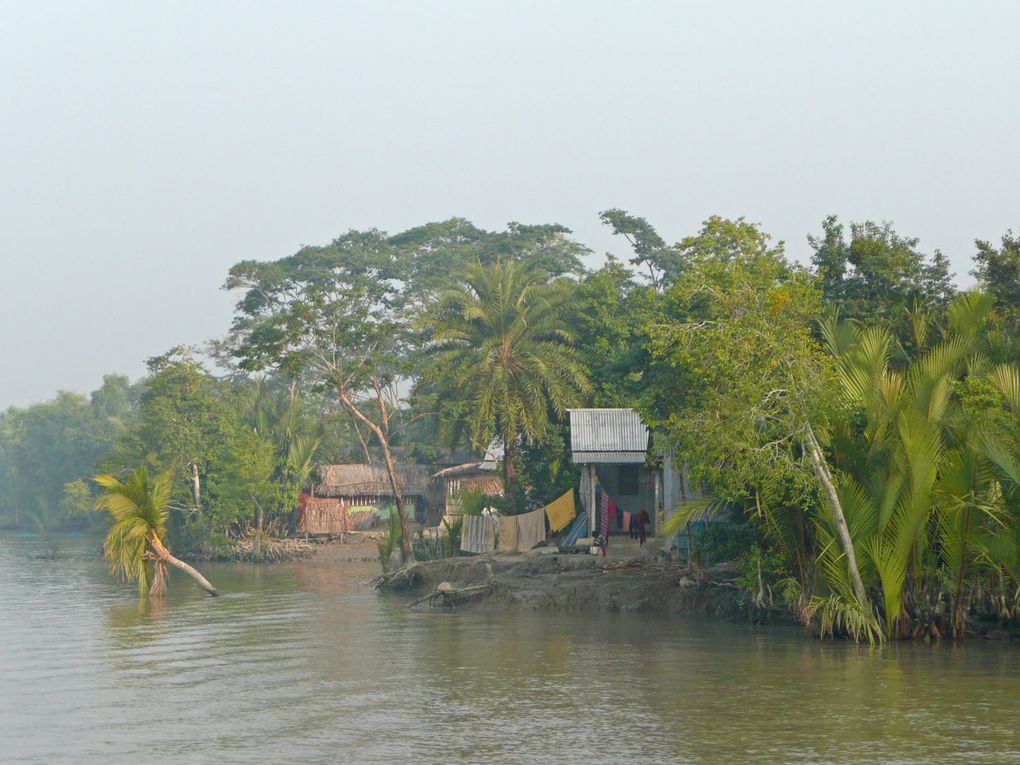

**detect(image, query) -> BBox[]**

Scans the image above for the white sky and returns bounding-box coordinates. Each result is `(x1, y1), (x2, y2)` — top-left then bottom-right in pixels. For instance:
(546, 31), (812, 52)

(2, 0), (1018, 407)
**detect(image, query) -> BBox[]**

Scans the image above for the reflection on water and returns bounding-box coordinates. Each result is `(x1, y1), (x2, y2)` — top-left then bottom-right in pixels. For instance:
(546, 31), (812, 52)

(1, 534), (1019, 764)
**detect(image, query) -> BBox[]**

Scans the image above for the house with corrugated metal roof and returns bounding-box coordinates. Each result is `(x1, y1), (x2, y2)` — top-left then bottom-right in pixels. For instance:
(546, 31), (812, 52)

(568, 408), (700, 555)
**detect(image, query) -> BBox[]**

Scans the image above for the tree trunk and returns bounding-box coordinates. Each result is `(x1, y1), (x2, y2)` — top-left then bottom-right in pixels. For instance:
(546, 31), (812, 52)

(503, 434), (517, 514)
(335, 387), (412, 563)
(149, 535), (217, 596)
(353, 422), (372, 464)
(803, 422), (870, 608)
(378, 435), (412, 563)
(191, 463), (202, 515)
(952, 510), (971, 639)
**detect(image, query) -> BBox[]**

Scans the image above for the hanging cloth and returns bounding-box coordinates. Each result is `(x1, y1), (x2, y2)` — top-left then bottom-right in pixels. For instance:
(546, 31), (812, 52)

(544, 489), (576, 532)
(599, 489), (612, 539)
(515, 508), (547, 552)
(460, 514), (495, 554)
(558, 507), (589, 549)
(498, 515), (518, 553)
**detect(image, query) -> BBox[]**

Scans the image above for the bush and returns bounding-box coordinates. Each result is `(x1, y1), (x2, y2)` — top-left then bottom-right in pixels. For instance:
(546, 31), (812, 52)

(690, 522), (756, 564)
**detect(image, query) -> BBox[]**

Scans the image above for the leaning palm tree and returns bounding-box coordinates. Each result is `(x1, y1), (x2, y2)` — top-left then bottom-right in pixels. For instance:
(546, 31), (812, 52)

(94, 467), (217, 597)
(418, 259), (590, 511)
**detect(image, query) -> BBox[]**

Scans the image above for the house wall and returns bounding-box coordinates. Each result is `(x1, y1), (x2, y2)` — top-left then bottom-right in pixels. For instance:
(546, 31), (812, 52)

(592, 463), (656, 534)
(660, 443), (709, 560)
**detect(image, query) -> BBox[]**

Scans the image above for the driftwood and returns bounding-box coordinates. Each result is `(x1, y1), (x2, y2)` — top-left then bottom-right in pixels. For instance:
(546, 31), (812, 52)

(407, 581), (495, 609)
(371, 564), (423, 591)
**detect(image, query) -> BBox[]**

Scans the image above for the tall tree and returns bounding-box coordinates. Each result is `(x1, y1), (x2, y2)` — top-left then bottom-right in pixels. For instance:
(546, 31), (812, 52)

(416, 259), (590, 512)
(391, 218), (589, 305)
(599, 209), (674, 290)
(972, 228), (1020, 331)
(224, 230), (416, 561)
(649, 239), (872, 618)
(133, 348), (230, 514)
(809, 216), (955, 327)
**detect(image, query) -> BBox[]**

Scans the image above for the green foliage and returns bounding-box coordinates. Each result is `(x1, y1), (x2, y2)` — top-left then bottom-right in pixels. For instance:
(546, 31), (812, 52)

(691, 523), (757, 564)
(599, 209), (674, 290)
(569, 257), (661, 407)
(206, 423), (284, 533)
(514, 423), (579, 512)
(646, 235), (834, 501)
(94, 467), (172, 597)
(809, 216), (956, 330)
(377, 510), (403, 572)
(972, 229), (1020, 331)
(0, 375), (139, 528)
(415, 258), (591, 511)
(392, 218), (588, 304)
(455, 486), (489, 517)
(442, 515), (464, 559)
(60, 479), (93, 518)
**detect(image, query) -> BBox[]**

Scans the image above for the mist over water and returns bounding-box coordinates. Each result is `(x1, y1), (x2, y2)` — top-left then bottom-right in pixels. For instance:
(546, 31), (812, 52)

(1, 534), (1018, 764)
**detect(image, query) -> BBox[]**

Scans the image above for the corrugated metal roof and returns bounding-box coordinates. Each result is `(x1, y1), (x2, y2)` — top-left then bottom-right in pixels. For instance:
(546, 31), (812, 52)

(572, 451), (647, 464)
(568, 408), (649, 463)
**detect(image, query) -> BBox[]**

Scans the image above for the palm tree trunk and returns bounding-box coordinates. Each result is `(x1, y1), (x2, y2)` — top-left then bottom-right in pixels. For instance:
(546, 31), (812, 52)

(804, 422), (870, 608)
(952, 510), (971, 639)
(149, 535), (218, 596)
(503, 434), (517, 514)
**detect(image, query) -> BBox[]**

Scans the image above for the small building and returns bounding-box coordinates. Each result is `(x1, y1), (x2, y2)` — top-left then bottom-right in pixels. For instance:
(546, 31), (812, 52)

(569, 408), (659, 535)
(429, 440), (504, 521)
(568, 408), (699, 553)
(314, 463), (431, 524)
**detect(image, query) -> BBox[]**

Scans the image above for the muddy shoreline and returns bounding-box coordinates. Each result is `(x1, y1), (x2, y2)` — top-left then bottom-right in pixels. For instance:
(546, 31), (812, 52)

(372, 552), (771, 620)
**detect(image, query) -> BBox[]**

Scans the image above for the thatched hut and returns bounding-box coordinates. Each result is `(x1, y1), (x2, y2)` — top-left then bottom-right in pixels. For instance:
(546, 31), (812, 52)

(299, 496), (350, 536)
(314, 463), (431, 523)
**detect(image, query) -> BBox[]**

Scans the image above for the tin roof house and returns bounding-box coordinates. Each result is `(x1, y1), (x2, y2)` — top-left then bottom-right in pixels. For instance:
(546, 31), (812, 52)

(568, 408), (701, 557)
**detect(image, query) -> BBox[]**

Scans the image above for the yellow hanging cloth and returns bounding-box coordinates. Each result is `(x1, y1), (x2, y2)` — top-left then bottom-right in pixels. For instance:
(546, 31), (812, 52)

(544, 488), (576, 532)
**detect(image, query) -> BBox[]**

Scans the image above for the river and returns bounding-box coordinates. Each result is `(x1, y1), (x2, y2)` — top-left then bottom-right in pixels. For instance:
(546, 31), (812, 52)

(1, 533), (1018, 764)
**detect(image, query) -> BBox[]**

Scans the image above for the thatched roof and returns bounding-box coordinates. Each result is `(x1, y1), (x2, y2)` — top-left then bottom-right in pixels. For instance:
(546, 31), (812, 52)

(316, 463), (430, 498)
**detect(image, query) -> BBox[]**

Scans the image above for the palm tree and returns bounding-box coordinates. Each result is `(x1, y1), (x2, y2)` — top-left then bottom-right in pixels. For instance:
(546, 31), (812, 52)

(94, 467), (217, 597)
(813, 292), (1020, 640)
(418, 259), (590, 511)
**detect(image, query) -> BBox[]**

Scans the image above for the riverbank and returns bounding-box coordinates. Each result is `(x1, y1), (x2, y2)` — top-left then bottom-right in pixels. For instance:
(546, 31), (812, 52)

(374, 552), (762, 620)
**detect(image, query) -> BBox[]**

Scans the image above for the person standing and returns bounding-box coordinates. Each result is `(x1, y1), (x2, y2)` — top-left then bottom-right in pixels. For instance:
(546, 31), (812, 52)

(636, 510), (650, 545)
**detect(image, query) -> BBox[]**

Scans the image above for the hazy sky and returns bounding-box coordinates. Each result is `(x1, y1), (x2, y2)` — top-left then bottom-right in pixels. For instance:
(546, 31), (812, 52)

(2, 1), (1018, 408)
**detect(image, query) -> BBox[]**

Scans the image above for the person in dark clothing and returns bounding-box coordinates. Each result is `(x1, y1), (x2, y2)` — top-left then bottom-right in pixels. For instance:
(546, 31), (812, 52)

(628, 512), (638, 540)
(636, 510), (650, 545)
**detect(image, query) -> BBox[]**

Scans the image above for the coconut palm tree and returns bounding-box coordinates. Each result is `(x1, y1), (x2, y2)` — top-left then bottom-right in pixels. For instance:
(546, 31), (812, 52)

(94, 467), (217, 597)
(418, 259), (590, 511)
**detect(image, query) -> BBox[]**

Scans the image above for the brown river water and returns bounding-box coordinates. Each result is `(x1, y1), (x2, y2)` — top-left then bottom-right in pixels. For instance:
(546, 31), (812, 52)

(2, 533), (1019, 764)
